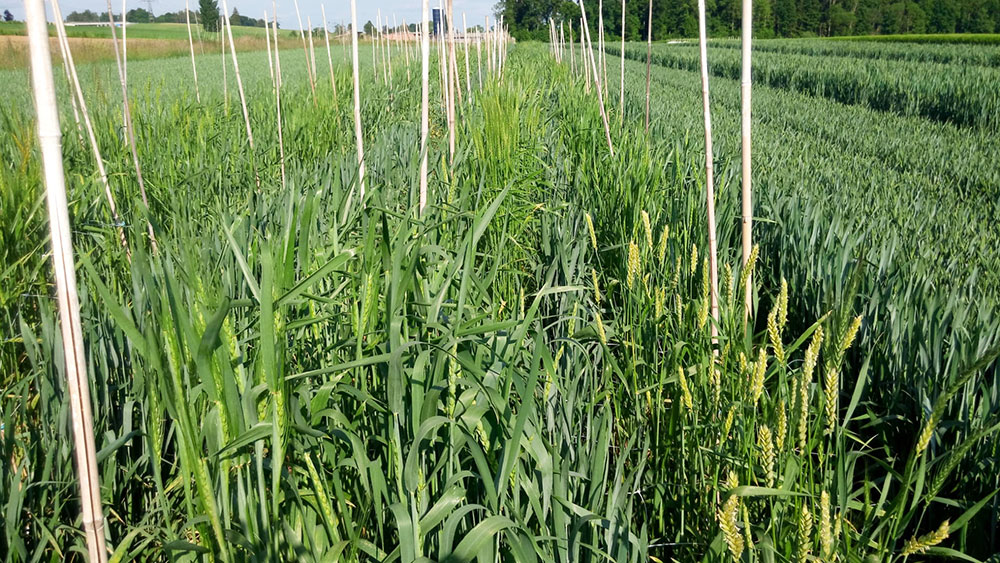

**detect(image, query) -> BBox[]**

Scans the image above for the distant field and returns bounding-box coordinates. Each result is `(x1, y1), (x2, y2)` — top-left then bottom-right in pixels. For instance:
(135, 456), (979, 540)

(828, 32), (1000, 43)
(0, 21), (293, 40)
(0, 22), (314, 69)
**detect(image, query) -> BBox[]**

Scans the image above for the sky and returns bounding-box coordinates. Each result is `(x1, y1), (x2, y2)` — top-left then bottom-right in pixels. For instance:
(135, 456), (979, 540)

(3, 0), (499, 32)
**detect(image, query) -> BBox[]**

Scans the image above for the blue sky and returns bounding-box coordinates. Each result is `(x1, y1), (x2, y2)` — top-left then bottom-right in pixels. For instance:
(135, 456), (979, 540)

(4, 0), (499, 32)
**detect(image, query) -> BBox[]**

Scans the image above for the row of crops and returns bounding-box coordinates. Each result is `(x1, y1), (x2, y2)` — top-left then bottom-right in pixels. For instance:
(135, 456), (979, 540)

(610, 37), (1000, 540)
(708, 37), (1000, 67)
(2, 37), (999, 561)
(611, 42), (1000, 132)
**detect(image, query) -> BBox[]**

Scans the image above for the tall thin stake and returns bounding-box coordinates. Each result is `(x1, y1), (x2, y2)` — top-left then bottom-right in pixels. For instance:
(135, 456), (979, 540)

(598, 0), (607, 101)
(419, 0), (430, 213)
(221, 0), (254, 148)
(107, 0), (157, 252)
(122, 0), (127, 83)
(463, 13), (471, 97)
(349, 0), (366, 201)
(476, 28), (482, 87)
(308, 17), (318, 85)
(569, 20), (574, 74)
(579, 0), (615, 155)
(265, 9), (274, 86)
(741, 0), (753, 318)
(696, 0), (720, 343)
(619, 0), (625, 126)
(271, 10), (286, 189)
(322, 4), (339, 107)
(644, 0), (652, 132)
(221, 10), (227, 111)
(186, 0), (201, 101)
(24, 0), (108, 559)
(445, 0), (456, 163)
(293, 0), (317, 102)
(51, 0), (129, 255)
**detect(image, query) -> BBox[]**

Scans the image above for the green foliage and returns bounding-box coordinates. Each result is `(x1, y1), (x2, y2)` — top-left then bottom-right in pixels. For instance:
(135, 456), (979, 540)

(1, 38), (998, 563)
(497, 0), (1000, 39)
(199, 0), (219, 32)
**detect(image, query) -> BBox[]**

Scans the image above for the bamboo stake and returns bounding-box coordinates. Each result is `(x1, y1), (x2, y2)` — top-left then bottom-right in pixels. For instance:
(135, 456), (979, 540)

(221, 10), (227, 112)
(560, 21), (565, 64)
(221, 0), (254, 148)
(349, 0), (366, 201)
(377, 10), (386, 84)
(24, 1), (108, 558)
(696, 0), (720, 343)
(107, 0), (157, 252)
(579, 0), (614, 154)
(445, 0), (456, 163)
(385, 13), (394, 86)
(398, 15), (411, 82)
(53, 17), (84, 146)
(569, 20), (576, 76)
(193, 9), (204, 55)
(598, 0), (607, 101)
(447, 0), (461, 107)
(463, 13), (471, 97)
(186, 0), (201, 102)
(619, 0), (625, 126)
(476, 28), (482, 87)
(485, 16), (491, 75)
(51, 0), (129, 256)
(322, 4), (339, 107)
(741, 0), (753, 318)
(122, 0), (127, 83)
(308, 17), (318, 85)
(387, 14), (395, 85)
(373, 22), (379, 81)
(581, 18), (589, 91)
(554, 19), (560, 57)
(264, 9), (274, 87)
(271, 9), (286, 190)
(419, 0), (430, 213)
(644, 0), (651, 132)
(293, 0), (317, 101)
(440, 3), (449, 110)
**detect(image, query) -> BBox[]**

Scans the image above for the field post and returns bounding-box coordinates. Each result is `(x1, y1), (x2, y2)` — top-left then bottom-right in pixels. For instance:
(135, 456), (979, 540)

(741, 0), (754, 320)
(619, 0), (625, 126)
(696, 0), (720, 345)
(51, 0), (130, 256)
(644, 0), (651, 133)
(464, 14), (471, 96)
(106, 0), (157, 253)
(293, 0), (317, 101)
(271, 7), (286, 189)
(265, 9), (274, 86)
(187, 0), (201, 101)
(350, 0), (367, 201)
(221, 0), (254, 148)
(122, 0), (127, 83)
(322, 4), (339, 108)
(24, 0), (108, 559)
(578, 0), (615, 155)
(420, 0), (430, 214)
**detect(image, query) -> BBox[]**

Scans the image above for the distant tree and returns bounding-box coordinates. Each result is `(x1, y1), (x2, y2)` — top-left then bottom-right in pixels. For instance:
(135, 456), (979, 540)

(66, 9), (101, 22)
(363, 20), (375, 35)
(754, 0), (775, 36)
(3, 9), (13, 21)
(828, 4), (857, 34)
(199, 0), (219, 31)
(126, 7), (151, 23)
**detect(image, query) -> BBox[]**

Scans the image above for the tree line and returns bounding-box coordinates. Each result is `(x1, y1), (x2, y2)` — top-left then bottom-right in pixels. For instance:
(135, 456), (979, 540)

(496, 0), (1000, 40)
(62, 3), (268, 32)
